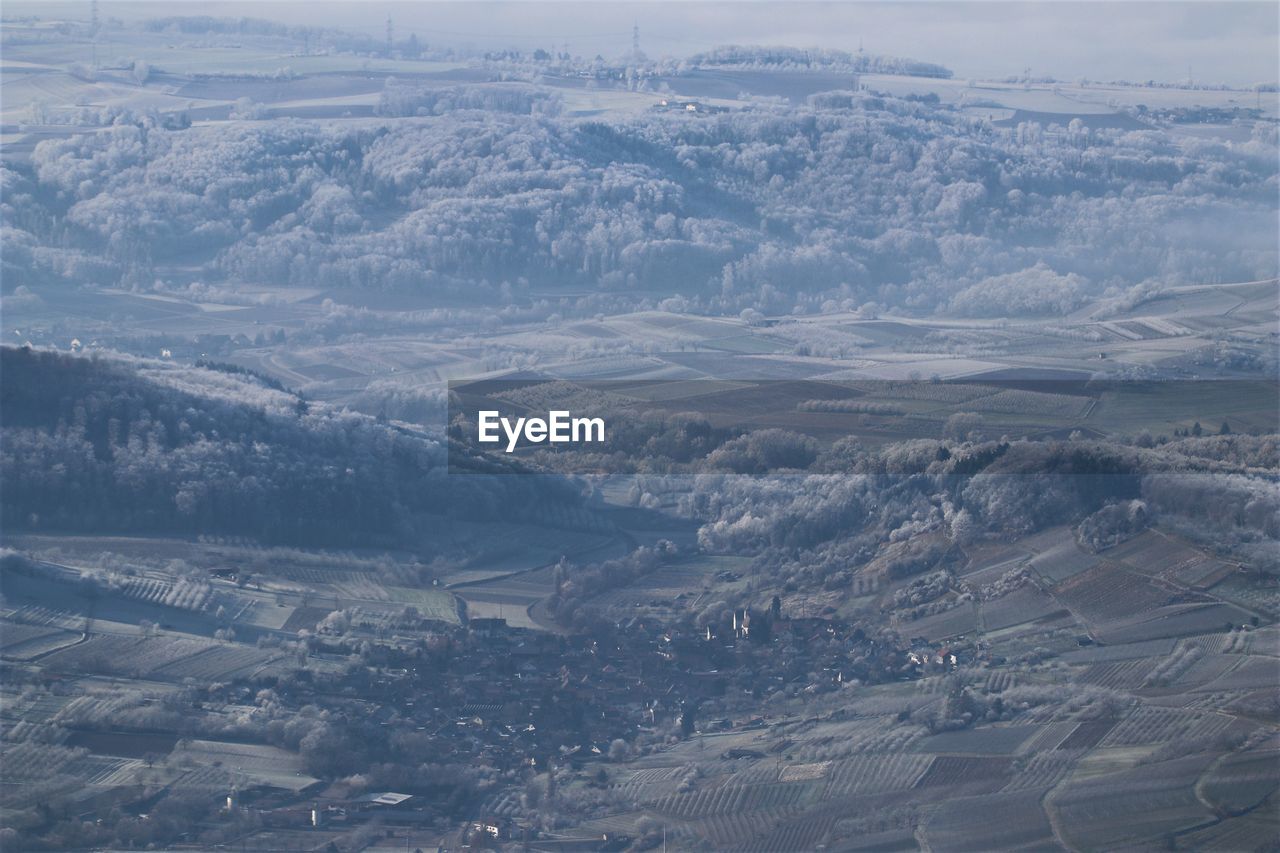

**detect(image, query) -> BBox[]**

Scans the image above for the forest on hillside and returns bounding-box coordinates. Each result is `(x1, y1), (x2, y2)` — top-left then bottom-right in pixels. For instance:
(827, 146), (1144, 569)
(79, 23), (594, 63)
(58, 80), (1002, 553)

(5, 83), (1276, 318)
(0, 347), (587, 547)
(534, 424), (1280, 629)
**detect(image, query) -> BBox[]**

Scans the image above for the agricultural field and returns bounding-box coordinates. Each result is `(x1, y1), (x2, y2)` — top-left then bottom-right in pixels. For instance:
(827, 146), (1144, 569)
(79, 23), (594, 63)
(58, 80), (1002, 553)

(582, 555), (755, 622)
(0, 532), (463, 826)
(169, 739), (319, 793)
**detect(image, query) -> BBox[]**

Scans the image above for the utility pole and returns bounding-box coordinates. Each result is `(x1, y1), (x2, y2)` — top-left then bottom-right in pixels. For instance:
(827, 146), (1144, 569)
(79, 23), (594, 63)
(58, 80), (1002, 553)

(90, 0), (99, 67)
(632, 23), (640, 59)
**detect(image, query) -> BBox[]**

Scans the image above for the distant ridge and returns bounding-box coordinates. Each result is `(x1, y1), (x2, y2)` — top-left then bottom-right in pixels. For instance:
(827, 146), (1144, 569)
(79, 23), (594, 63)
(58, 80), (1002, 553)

(687, 44), (953, 79)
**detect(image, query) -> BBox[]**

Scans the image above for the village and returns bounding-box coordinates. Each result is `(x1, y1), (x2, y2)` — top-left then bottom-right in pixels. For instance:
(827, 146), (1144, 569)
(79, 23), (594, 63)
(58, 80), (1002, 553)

(142, 601), (953, 847)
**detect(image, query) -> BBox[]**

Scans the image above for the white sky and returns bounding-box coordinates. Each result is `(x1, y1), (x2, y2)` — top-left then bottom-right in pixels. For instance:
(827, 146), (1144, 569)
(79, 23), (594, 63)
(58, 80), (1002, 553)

(7, 1), (1278, 86)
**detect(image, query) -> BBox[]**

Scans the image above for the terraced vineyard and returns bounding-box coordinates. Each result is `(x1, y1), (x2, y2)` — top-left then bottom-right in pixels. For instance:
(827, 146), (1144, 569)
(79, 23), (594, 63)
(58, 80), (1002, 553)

(568, 522), (1279, 850)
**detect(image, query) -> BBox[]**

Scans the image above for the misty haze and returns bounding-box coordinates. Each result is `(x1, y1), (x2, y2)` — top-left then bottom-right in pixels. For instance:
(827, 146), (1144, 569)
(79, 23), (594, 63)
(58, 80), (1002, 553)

(0, 2), (1278, 851)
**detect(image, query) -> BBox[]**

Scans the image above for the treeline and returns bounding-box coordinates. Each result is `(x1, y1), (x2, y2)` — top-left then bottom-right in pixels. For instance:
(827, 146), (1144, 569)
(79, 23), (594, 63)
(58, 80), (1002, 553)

(518, 418), (1276, 601)
(143, 15), (296, 37)
(668, 430), (1280, 594)
(686, 45), (953, 78)
(0, 347), (585, 548)
(377, 81), (562, 118)
(12, 86), (1276, 316)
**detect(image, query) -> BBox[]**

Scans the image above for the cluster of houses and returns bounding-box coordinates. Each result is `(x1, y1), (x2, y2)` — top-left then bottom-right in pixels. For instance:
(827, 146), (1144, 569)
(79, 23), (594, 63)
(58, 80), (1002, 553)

(216, 603), (975, 845)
